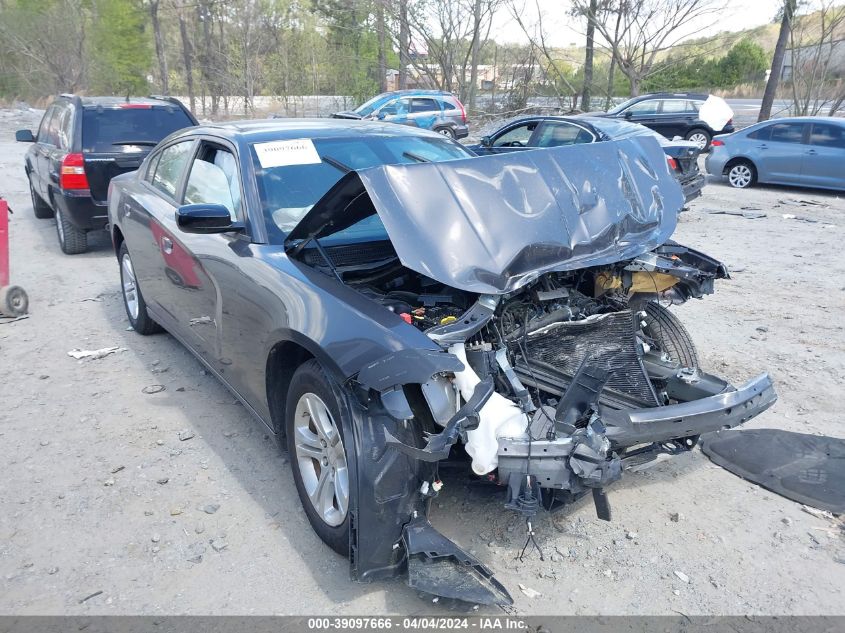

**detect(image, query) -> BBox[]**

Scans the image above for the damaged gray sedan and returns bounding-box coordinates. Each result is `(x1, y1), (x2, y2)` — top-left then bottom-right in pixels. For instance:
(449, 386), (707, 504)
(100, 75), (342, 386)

(107, 120), (776, 606)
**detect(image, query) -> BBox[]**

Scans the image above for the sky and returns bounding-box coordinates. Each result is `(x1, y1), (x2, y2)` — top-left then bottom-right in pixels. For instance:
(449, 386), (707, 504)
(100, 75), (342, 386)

(490, 0), (785, 48)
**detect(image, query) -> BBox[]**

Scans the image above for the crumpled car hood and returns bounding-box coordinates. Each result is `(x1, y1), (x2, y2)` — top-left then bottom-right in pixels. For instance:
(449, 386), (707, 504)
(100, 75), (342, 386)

(286, 137), (683, 294)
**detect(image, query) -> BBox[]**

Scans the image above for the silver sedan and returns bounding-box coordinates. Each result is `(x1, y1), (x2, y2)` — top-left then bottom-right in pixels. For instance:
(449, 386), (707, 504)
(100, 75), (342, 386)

(705, 116), (845, 191)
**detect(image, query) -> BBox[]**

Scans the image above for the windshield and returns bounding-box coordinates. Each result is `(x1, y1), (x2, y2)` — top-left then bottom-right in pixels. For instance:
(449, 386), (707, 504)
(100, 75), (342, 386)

(81, 106), (194, 153)
(250, 134), (472, 245)
(605, 97), (640, 115)
(353, 94), (393, 117)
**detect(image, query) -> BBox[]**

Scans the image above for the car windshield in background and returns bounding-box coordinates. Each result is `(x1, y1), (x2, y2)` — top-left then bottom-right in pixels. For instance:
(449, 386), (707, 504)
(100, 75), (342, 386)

(251, 135), (472, 245)
(353, 95), (392, 117)
(605, 97), (640, 115)
(588, 118), (665, 143)
(81, 106), (195, 153)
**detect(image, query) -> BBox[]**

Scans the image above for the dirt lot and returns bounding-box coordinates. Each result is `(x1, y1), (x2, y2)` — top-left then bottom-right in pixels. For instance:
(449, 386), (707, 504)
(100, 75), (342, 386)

(1, 106), (843, 616)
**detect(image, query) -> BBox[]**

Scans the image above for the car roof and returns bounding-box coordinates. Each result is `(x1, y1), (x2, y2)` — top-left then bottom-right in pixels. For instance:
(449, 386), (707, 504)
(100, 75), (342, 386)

(175, 118), (448, 143)
(750, 116), (845, 124)
(635, 92), (709, 101)
(380, 89), (455, 97)
(56, 95), (183, 108)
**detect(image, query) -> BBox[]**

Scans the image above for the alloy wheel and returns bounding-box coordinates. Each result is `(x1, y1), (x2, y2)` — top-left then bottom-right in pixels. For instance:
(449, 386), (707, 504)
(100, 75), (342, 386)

(121, 253), (140, 320)
(688, 132), (708, 150)
(728, 164), (752, 188)
(293, 392), (349, 527)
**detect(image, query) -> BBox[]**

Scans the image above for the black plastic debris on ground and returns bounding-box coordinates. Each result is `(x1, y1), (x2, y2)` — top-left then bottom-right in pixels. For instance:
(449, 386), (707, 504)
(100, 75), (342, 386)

(701, 429), (845, 514)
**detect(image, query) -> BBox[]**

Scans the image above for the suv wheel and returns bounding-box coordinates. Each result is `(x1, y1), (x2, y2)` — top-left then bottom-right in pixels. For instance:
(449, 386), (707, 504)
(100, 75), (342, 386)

(55, 207), (88, 255)
(29, 179), (53, 219)
(685, 128), (711, 151)
(434, 126), (456, 139)
(286, 359), (353, 556)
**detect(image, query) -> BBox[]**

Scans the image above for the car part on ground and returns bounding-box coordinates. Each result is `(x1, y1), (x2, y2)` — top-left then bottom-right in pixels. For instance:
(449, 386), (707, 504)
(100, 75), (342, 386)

(16, 94), (197, 254)
(331, 89), (469, 139)
(109, 120), (776, 606)
(0, 197), (29, 317)
(701, 429), (845, 514)
(706, 116), (845, 192)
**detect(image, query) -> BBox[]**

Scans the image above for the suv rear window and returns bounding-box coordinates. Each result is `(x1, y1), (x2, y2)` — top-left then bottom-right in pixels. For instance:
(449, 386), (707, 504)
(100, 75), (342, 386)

(81, 106), (194, 153)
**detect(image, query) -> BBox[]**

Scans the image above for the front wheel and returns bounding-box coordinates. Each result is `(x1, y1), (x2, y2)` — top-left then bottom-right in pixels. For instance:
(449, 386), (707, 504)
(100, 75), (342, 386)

(286, 359), (353, 556)
(119, 242), (163, 335)
(641, 301), (699, 369)
(727, 161), (756, 189)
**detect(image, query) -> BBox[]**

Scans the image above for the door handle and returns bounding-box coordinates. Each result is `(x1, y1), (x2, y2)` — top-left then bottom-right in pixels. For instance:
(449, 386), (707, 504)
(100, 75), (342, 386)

(757, 144), (768, 150)
(161, 236), (173, 254)
(806, 149), (817, 155)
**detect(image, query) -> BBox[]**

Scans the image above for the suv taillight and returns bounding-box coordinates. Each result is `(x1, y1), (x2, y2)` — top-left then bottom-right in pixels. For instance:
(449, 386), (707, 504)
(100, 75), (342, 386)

(60, 153), (89, 190)
(456, 99), (466, 124)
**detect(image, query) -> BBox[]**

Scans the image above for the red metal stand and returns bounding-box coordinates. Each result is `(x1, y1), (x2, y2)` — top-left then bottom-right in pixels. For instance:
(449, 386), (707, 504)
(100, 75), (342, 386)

(0, 198), (29, 316)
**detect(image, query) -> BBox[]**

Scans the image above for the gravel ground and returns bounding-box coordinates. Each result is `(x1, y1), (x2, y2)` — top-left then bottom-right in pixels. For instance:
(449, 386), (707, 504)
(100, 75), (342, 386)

(1, 106), (843, 616)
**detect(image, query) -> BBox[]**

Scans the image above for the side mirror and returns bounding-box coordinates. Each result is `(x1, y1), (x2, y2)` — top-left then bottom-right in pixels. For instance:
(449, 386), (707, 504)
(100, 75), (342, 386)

(15, 129), (35, 142)
(480, 135), (492, 147)
(623, 111), (633, 119)
(176, 204), (244, 234)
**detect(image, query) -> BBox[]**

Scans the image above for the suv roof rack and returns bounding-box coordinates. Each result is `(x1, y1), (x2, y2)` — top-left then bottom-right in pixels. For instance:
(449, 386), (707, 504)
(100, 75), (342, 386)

(58, 93), (82, 105)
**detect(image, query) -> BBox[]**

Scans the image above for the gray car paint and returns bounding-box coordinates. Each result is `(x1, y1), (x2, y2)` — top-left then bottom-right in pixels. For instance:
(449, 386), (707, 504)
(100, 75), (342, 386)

(705, 116), (845, 191)
(289, 137), (684, 295)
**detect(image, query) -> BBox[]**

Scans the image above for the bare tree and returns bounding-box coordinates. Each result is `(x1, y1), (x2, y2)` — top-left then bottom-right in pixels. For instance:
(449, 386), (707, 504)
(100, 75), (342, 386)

(580, 0), (599, 109)
(147, 0), (169, 94)
(785, 1), (845, 116)
(575, 0), (723, 96)
(398, 0), (410, 89)
(376, 0), (388, 92)
(177, 6), (195, 112)
(759, 0), (796, 121)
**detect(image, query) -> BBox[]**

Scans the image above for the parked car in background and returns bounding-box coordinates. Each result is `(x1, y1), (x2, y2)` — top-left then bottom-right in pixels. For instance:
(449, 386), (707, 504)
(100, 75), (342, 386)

(107, 118), (775, 605)
(15, 94), (197, 254)
(705, 116), (845, 191)
(588, 92), (734, 151)
(331, 89), (468, 139)
(469, 115), (705, 203)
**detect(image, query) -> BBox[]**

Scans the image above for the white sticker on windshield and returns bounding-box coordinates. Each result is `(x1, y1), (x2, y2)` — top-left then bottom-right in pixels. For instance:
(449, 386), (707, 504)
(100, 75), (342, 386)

(254, 138), (321, 168)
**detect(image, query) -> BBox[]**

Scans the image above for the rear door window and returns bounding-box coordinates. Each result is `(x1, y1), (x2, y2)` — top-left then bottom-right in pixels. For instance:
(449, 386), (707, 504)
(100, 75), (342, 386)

(809, 123), (845, 149)
(769, 123), (806, 144)
(37, 106), (57, 144)
(410, 98), (438, 113)
(151, 141), (194, 199)
(535, 122), (594, 147)
(184, 143), (242, 220)
(81, 106), (194, 153)
(659, 100), (688, 114)
(56, 106), (74, 150)
(747, 126), (771, 141)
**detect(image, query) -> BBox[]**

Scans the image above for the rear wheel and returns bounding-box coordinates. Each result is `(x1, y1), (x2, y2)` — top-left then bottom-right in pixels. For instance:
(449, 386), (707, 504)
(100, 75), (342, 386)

(286, 359), (353, 556)
(685, 128), (711, 151)
(434, 126), (456, 139)
(119, 242), (162, 335)
(55, 207), (88, 255)
(641, 301), (699, 369)
(29, 179), (53, 219)
(727, 160), (756, 189)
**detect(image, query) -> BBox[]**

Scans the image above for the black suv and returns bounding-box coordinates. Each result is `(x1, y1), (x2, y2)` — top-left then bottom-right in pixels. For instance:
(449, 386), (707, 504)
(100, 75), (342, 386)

(589, 92), (734, 151)
(16, 95), (197, 254)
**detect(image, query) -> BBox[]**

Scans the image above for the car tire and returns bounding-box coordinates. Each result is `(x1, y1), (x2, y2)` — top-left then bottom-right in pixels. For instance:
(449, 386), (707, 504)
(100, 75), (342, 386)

(55, 206), (88, 255)
(286, 359), (353, 557)
(29, 179), (53, 219)
(641, 301), (699, 369)
(434, 126), (456, 139)
(119, 242), (163, 335)
(685, 128), (711, 151)
(726, 160), (756, 189)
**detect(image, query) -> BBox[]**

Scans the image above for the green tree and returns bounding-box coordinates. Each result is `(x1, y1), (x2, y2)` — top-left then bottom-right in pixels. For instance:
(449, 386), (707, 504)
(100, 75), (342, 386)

(718, 39), (768, 85)
(90, 0), (152, 95)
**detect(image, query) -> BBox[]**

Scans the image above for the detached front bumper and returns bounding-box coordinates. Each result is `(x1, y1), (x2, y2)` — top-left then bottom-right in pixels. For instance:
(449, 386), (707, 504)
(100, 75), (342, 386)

(497, 371), (777, 489)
